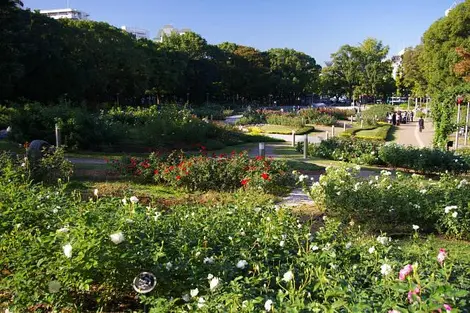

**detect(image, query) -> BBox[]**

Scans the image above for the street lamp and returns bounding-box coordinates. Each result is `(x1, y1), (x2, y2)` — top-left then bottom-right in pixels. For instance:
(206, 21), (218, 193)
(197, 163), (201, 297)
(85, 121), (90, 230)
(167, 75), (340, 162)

(456, 95), (464, 149)
(186, 92), (190, 104)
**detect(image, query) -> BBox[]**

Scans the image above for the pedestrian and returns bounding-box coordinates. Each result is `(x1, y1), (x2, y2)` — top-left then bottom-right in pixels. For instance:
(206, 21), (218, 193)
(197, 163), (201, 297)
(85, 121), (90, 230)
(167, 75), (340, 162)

(418, 116), (424, 132)
(410, 111), (414, 122)
(392, 112), (397, 126)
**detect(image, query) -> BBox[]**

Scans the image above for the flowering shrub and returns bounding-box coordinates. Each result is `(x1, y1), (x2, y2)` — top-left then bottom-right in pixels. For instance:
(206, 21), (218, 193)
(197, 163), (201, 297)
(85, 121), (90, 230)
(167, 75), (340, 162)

(297, 137), (384, 165)
(265, 113), (305, 128)
(1, 172), (469, 311)
(380, 144), (469, 174)
(303, 166), (470, 238)
(112, 151), (295, 194)
(298, 138), (469, 174)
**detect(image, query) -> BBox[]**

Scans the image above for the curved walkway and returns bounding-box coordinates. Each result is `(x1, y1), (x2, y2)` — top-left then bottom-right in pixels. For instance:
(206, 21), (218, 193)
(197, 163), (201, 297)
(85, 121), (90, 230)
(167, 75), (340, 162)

(394, 120), (434, 148)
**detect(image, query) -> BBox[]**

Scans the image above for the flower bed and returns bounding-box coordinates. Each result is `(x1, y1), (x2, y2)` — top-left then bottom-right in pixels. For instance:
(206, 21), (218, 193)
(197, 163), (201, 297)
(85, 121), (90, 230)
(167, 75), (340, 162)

(112, 151), (295, 194)
(303, 166), (470, 238)
(297, 137), (469, 174)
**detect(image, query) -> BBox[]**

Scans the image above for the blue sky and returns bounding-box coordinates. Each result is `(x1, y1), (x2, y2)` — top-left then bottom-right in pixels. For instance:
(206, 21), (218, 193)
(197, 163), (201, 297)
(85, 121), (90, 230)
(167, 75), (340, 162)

(23, 0), (453, 65)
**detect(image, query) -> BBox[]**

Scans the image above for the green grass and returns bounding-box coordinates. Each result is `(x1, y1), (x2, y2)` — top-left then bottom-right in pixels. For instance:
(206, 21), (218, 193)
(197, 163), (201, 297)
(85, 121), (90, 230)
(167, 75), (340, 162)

(259, 125), (316, 135)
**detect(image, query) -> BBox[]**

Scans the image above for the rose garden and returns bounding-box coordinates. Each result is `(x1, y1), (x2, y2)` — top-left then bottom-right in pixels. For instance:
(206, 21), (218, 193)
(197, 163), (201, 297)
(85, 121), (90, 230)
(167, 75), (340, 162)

(3, 1), (470, 312)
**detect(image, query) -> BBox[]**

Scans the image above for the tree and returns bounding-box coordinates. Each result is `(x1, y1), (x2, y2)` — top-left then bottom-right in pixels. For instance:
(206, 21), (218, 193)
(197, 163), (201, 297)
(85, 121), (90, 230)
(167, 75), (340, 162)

(401, 45), (427, 96)
(268, 48), (320, 104)
(454, 47), (470, 81)
(421, 0), (470, 96)
(322, 38), (393, 101)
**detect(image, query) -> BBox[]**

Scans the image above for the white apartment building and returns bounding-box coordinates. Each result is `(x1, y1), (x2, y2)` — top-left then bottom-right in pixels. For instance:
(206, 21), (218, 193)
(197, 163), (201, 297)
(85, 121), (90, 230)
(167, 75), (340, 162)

(156, 25), (191, 42)
(39, 8), (89, 20)
(121, 26), (149, 40)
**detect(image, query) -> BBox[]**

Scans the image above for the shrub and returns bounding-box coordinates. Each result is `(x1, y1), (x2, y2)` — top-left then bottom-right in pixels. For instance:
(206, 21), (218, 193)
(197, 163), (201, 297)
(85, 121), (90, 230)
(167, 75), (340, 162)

(379, 144), (469, 174)
(302, 166), (470, 239)
(361, 105), (394, 125)
(235, 111), (266, 125)
(113, 151), (295, 194)
(297, 137), (384, 165)
(1, 174), (469, 311)
(265, 113), (305, 128)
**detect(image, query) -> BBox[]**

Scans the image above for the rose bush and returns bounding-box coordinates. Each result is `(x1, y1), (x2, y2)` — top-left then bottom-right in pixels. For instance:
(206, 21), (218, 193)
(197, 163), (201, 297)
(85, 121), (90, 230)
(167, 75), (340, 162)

(112, 151), (295, 194)
(1, 170), (469, 311)
(302, 166), (470, 238)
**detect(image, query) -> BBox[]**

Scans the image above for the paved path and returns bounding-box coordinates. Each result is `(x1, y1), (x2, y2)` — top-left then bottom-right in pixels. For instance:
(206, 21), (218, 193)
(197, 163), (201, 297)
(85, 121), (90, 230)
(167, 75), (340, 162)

(394, 120), (434, 148)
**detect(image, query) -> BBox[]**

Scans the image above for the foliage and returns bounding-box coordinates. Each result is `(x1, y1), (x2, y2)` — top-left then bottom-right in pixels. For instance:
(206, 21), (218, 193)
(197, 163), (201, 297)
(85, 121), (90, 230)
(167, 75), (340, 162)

(235, 111), (266, 125)
(354, 124), (392, 141)
(361, 104), (394, 125)
(1, 169), (470, 311)
(421, 1), (470, 96)
(113, 151), (295, 194)
(265, 113), (305, 128)
(1, 5), (321, 106)
(432, 84), (470, 148)
(8, 103), (271, 151)
(297, 137), (384, 165)
(0, 105), (16, 129)
(259, 125), (315, 135)
(0, 147), (73, 184)
(379, 144), (469, 175)
(191, 104), (234, 120)
(321, 38), (393, 100)
(304, 166), (470, 240)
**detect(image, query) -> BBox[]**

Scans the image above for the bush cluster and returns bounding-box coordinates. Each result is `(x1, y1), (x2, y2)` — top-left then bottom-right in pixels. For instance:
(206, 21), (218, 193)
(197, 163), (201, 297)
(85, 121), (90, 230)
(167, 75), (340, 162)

(7, 103), (265, 152)
(1, 171), (469, 311)
(361, 105), (395, 126)
(297, 137), (384, 165)
(112, 151), (295, 194)
(298, 137), (469, 174)
(191, 104), (234, 120)
(304, 166), (470, 239)
(379, 144), (469, 174)
(265, 113), (305, 128)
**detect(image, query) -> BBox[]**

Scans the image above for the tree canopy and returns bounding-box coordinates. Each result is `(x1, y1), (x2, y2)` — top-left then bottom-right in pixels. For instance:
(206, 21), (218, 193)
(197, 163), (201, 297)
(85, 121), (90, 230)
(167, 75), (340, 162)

(320, 38), (393, 101)
(0, 4), (322, 106)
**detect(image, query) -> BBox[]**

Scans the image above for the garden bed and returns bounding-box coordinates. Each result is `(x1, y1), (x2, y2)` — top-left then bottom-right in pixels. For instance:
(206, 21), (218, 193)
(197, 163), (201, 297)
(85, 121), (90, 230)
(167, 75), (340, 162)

(258, 124), (315, 135)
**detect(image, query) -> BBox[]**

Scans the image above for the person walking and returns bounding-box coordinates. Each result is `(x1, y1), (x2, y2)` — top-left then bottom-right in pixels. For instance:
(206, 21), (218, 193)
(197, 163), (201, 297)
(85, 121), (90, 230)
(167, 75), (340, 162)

(418, 116), (424, 132)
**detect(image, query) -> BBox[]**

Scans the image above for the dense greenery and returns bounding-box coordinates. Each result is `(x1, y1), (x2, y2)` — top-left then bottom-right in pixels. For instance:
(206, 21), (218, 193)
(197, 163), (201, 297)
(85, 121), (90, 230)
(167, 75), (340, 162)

(320, 38), (395, 101)
(1, 159), (470, 311)
(1, 3), (320, 106)
(6, 103), (278, 151)
(341, 124), (392, 141)
(112, 151), (295, 194)
(298, 137), (469, 174)
(305, 166), (470, 239)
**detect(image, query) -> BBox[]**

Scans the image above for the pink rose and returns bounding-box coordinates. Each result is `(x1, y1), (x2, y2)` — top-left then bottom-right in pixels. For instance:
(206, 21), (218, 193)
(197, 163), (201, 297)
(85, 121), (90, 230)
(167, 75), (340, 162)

(444, 304), (452, 312)
(399, 264), (413, 281)
(407, 287), (421, 303)
(437, 248), (447, 265)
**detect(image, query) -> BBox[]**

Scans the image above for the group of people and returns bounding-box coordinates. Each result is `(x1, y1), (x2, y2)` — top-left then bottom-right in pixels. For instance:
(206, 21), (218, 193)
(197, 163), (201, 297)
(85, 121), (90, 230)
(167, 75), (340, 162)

(386, 111), (414, 126)
(386, 110), (425, 132)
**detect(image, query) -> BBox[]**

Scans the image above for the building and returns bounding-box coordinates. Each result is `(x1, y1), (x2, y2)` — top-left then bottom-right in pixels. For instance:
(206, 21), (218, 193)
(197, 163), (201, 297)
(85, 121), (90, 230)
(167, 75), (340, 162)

(121, 26), (149, 40)
(39, 8), (89, 20)
(156, 25), (191, 42)
(391, 48), (406, 79)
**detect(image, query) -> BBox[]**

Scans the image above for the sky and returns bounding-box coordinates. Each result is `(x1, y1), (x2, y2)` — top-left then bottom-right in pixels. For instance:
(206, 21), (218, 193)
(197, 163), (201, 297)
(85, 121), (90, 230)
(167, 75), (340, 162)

(22, 0), (455, 65)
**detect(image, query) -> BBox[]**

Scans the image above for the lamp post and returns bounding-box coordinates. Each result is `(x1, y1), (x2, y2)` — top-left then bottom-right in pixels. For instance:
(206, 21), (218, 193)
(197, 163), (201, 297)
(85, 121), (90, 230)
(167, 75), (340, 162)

(456, 95), (464, 150)
(186, 92), (190, 104)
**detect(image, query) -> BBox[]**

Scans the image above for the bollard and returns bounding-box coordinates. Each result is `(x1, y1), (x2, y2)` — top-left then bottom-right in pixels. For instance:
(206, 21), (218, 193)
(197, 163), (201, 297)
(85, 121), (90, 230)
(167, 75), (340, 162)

(325, 131), (329, 140)
(350, 115), (354, 124)
(259, 142), (265, 157)
(331, 125), (335, 137)
(343, 122), (346, 131)
(303, 135), (308, 159)
(55, 123), (61, 147)
(291, 130), (296, 147)
(360, 120), (364, 128)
